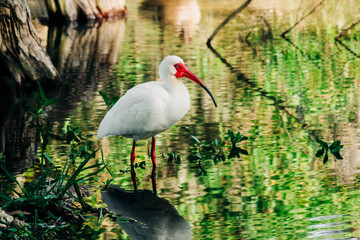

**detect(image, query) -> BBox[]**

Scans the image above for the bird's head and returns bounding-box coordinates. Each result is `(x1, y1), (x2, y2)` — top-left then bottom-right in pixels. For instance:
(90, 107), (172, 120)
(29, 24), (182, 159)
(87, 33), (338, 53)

(160, 55), (217, 107)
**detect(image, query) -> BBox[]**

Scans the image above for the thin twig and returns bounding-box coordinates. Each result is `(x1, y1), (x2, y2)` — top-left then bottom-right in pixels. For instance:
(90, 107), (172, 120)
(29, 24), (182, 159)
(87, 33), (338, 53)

(335, 15), (360, 59)
(281, 0), (325, 37)
(239, 31), (267, 65)
(280, 1), (325, 63)
(207, 0), (252, 46)
(336, 15), (360, 39)
(261, 15), (273, 41)
(281, 34), (307, 56)
(281, 29), (324, 65)
(335, 39), (360, 58)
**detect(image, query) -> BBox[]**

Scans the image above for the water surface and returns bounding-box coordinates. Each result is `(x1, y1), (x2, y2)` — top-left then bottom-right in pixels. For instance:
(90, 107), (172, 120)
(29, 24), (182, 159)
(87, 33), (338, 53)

(32, 0), (360, 239)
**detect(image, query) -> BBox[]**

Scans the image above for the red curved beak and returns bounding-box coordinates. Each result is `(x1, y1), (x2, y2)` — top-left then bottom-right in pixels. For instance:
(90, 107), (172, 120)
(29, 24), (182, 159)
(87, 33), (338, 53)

(183, 69), (217, 108)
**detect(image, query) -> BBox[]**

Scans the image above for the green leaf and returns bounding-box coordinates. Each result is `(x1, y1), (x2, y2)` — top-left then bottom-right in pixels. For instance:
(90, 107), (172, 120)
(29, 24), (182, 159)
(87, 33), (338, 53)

(110, 97), (120, 107)
(0, 191), (12, 201)
(44, 98), (58, 106)
(226, 129), (235, 139)
(191, 135), (200, 145)
(43, 195), (57, 200)
(28, 111), (36, 117)
(43, 153), (54, 165)
(78, 166), (106, 182)
(323, 152), (329, 164)
(38, 84), (46, 100)
(329, 140), (341, 150)
(213, 139), (220, 147)
(59, 148), (99, 198)
(332, 152), (343, 160)
(167, 153), (174, 161)
(82, 163), (104, 171)
(315, 148), (324, 157)
(240, 136), (249, 141)
(316, 139), (328, 150)
(99, 91), (110, 105)
(1, 167), (29, 197)
(37, 108), (44, 115)
(31, 168), (51, 193)
(330, 144), (343, 154)
(139, 161), (146, 169)
(239, 148), (249, 155)
(100, 148), (114, 177)
(195, 152), (202, 159)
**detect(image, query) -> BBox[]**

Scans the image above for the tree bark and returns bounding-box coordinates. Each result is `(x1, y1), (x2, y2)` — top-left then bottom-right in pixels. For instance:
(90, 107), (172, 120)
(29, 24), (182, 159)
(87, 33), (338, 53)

(0, 0), (58, 87)
(44, 0), (127, 22)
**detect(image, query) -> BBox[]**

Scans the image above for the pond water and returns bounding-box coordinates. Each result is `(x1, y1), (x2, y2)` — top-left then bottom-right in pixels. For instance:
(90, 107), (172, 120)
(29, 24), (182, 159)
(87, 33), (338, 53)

(29, 0), (360, 239)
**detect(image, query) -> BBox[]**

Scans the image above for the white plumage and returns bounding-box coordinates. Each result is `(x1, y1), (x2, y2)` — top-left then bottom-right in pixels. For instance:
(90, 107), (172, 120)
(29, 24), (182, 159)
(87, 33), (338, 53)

(97, 55), (196, 140)
(97, 78), (190, 141)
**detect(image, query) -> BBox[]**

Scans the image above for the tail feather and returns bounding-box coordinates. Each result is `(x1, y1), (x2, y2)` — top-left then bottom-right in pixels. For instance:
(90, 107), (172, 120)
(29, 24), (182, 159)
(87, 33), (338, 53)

(97, 117), (109, 139)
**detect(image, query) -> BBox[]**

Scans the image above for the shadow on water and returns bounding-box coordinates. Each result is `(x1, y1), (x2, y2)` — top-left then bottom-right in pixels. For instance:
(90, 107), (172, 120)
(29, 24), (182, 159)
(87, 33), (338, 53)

(101, 185), (191, 240)
(0, 91), (40, 174)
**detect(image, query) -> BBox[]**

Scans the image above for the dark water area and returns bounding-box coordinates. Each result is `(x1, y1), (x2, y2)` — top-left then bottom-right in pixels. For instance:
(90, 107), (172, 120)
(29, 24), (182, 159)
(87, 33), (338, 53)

(3, 0), (360, 239)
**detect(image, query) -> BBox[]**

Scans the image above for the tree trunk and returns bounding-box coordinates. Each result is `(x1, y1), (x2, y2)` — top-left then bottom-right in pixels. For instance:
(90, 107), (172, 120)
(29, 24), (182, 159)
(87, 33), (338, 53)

(0, 0), (59, 87)
(44, 0), (127, 22)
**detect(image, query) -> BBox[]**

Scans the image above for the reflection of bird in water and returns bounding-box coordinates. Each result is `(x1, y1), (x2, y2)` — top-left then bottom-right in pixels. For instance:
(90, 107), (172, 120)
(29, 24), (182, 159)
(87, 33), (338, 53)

(101, 185), (191, 240)
(140, 0), (201, 41)
(97, 56), (217, 193)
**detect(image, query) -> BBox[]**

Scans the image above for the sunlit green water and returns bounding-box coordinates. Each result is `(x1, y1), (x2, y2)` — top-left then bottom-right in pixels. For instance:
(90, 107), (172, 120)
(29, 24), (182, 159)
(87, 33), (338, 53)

(33, 0), (360, 239)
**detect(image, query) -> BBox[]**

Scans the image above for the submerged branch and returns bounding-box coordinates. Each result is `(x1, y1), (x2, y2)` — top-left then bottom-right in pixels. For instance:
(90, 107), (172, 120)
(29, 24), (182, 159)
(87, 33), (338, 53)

(205, 43), (331, 161)
(238, 15), (272, 64)
(336, 15), (360, 39)
(335, 15), (360, 59)
(206, 43), (305, 129)
(281, 0), (325, 37)
(206, 0), (252, 46)
(261, 15), (273, 41)
(335, 39), (360, 59)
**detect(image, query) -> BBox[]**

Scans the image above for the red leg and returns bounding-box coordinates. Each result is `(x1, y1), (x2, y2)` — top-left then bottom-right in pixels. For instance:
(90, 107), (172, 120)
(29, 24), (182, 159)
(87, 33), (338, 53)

(151, 136), (157, 168)
(130, 140), (137, 192)
(151, 136), (157, 194)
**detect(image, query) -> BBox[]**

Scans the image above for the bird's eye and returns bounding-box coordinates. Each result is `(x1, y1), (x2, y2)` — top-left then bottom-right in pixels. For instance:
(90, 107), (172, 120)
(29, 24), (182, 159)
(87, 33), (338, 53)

(175, 64), (180, 68)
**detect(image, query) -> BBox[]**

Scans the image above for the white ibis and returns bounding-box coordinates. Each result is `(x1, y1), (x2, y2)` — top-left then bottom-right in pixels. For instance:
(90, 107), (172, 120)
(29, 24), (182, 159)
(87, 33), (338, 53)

(97, 55), (217, 193)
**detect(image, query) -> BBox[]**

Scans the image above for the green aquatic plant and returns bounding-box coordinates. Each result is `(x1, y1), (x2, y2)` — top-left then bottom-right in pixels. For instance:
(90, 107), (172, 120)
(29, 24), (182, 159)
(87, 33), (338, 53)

(98, 91), (119, 108)
(226, 130), (249, 159)
(0, 143), (106, 239)
(166, 152), (181, 163)
(184, 130), (249, 175)
(315, 139), (343, 164)
(119, 160), (146, 175)
(0, 85), (108, 239)
(28, 84), (58, 119)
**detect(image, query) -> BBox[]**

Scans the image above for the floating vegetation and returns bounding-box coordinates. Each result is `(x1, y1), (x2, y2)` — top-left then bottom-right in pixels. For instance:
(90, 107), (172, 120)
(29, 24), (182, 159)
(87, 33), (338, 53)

(315, 139), (344, 164)
(165, 130), (249, 176)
